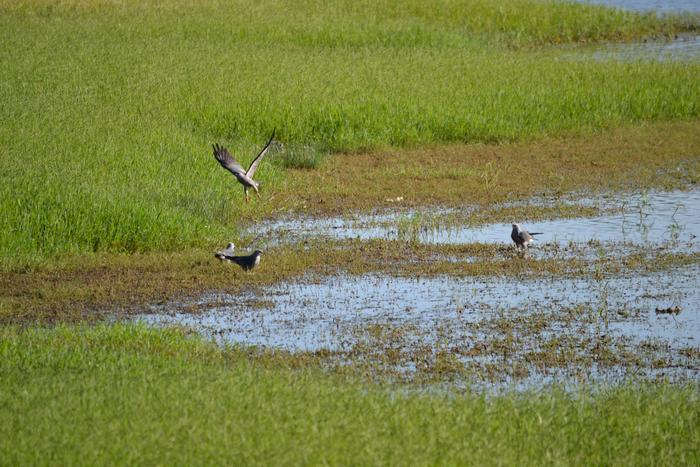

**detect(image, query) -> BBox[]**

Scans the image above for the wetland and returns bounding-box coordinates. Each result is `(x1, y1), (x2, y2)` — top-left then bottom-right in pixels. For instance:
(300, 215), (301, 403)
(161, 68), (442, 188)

(141, 188), (700, 389)
(2, 0), (700, 463)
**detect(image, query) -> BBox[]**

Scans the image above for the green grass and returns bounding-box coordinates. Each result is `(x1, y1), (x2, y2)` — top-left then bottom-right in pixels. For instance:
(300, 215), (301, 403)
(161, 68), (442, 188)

(1, 0), (700, 262)
(0, 323), (698, 465)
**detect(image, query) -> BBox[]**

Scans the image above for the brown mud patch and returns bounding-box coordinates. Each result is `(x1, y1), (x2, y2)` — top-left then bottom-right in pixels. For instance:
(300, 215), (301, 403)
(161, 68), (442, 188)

(281, 121), (700, 215)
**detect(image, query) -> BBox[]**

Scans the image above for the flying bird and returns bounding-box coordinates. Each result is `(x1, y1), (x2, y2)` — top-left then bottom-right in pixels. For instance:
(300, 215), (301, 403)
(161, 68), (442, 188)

(511, 223), (543, 249)
(215, 249), (263, 271)
(213, 129), (276, 202)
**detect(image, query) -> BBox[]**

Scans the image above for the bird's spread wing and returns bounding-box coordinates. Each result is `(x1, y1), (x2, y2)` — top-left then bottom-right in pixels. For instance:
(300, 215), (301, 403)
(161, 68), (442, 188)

(213, 144), (245, 175)
(529, 232), (543, 236)
(246, 129), (276, 178)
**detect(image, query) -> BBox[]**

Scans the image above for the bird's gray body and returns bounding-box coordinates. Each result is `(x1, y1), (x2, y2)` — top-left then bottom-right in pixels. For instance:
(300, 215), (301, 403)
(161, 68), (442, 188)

(216, 242), (236, 257)
(215, 249), (263, 271)
(511, 223), (542, 249)
(232, 172), (258, 191)
(213, 129), (276, 202)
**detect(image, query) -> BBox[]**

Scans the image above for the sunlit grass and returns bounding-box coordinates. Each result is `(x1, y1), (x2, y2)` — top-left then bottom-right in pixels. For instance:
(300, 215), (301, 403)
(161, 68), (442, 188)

(1, 323), (698, 465)
(1, 0), (699, 261)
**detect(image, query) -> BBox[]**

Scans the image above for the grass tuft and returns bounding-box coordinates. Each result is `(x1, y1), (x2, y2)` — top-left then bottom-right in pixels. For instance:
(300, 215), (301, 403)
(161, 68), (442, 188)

(270, 141), (327, 170)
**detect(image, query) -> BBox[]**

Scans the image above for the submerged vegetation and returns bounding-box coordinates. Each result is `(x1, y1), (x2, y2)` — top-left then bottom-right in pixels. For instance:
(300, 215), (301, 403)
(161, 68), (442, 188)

(2, 0), (700, 260)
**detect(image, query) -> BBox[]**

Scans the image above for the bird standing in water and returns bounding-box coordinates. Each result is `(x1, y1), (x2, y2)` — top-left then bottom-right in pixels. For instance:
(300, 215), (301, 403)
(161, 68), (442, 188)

(511, 223), (543, 249)
(213, 129), (275, 202)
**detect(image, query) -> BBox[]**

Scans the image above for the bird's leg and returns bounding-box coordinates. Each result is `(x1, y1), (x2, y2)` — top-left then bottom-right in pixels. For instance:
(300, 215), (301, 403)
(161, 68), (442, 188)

(244, 187), (250, 203)
(256, 190), (261, 200)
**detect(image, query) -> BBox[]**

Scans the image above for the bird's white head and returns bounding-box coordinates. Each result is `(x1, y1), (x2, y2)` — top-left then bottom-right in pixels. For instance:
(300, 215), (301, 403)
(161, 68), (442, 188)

(512, 223), (521, 231)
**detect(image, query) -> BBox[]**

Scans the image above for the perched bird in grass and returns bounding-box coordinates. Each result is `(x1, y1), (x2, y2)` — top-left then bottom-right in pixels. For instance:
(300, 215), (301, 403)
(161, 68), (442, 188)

(215, 249), (263, 271)
(213, 129), (276, 202)
(215, 242), (236, 257)
(511, 223), (543, 249)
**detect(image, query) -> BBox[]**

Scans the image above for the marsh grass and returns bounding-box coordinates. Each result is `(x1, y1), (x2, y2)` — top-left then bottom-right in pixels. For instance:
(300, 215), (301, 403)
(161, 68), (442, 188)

(1, 1), (700, 261)
(291, 122), (700, 214)
(270, 141), (327, 170)
(1, 323), (699, 465)
(344, 290), (696, 383)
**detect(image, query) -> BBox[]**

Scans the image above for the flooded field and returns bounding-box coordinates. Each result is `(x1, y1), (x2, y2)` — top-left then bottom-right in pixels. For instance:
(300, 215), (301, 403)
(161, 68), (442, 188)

(584, 34), (700, 61)
(257, 189), (700, 253)
(144, 265), (700, 349)
(577, 0), (700, 13)
(571, 0), (700, 61)
(139, 188), (700, 390)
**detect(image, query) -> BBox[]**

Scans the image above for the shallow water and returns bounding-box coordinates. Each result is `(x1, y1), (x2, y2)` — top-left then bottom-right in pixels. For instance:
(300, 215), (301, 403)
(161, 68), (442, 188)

(585, 34), (700, 61)
(576, 0), (700, 13)
(257, 189), (700, 251)
(140, 188), (700, 388)
(139, 264), (700, 386)
(141, 267), (700, 351)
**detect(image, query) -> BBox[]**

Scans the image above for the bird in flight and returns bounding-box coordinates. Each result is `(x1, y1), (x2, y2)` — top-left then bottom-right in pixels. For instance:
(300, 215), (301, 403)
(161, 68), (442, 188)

(215, 249), (263, 271)
(213, 129), (276, 202)
(511, 223), (543, 249)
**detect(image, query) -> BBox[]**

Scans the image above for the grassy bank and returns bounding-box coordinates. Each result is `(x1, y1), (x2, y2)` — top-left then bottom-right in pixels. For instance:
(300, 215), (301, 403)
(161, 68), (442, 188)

(2, 0), (700, 261)
(0, 324), (698, 465)
(290, 121), (700, 213)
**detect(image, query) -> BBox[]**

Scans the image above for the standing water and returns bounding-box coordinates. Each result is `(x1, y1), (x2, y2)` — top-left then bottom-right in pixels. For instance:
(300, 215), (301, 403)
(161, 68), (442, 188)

(257, 189), (700, 251)
(576, 0), (700, 13)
